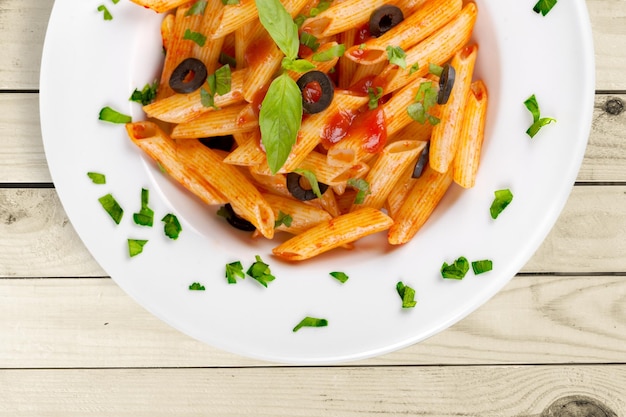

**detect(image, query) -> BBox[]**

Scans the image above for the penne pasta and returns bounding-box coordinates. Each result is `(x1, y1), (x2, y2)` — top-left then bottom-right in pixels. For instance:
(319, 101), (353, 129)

(262, 193), (333, 235)
(171, 104), (258, 139)
(273, 207), (393, 261)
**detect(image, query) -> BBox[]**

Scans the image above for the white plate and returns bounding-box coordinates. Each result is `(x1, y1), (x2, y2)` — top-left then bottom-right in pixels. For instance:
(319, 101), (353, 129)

(40, 0), (595, 364)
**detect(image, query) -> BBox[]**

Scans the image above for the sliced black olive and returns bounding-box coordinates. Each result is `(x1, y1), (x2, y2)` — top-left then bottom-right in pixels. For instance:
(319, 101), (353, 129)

(412, 142), (430, 178)
(286, 172), (329, 201)
(437, 64), (455, 105)
(219, 204), (256, 232)
(369, 5), (404, 38)
(199, 135), (235, 152)
(169, 58), (207, 94)
(296, 71), (334, 114)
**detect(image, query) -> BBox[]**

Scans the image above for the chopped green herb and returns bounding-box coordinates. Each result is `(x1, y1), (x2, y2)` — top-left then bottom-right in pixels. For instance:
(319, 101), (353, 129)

(386, 45), (407, 69)
(246, 255), (276, 287)
(300, 32), (320, 52)
(407, 81), (440, 125)
(428, 63), (443, 76)
(209, 64), (232, 96)
(347, 178), (371, 204)
(200, 87), (216, 109)
(87, 172), (106, 185)
(294, 168), (323, 198)
(293, 316), (328, 332)
(97, 5), (113, 20)
(186, 0), (207, 15)
(133, 188), (154, 227)
(312, 44), (346, 62)
(128, 239), (148, 257)
(274, 211), (293, 228)
(294, 14), (307, 28)
(183, 29), (207, 47)
(162, 213), (182, 240)
(282, 57), (317, 73)
(99, 106), (131, 124)
(130, 81), (158, 106)
(189, 282), (206, 290)
(226, 261), (245, 284)
(222, 0), (240, 4)
(409, 63), (420, 75)
(533, 0), (557, 16)
(98, 194), (124, 225)
(218, 52), (237, 68)
(330, 271), (349, 283)
(396, 281), (417, 308)
(309, 0), (331, 16)
(367, 86), (384, 110)
(524, 94), (556, 138)
(441, 256), (470, 280)
(471, 259), (493, 275)
(490, 188), (513, 219)
(111, 0), (120, 4)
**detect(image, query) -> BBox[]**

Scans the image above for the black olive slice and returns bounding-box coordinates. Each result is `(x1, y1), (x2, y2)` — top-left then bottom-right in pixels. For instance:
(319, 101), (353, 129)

(412, 142), (430, 178)
(369, 5), (404, 38)
(199, 135), (235, 152)
(296, 71), (334, 114)
(437, 64), (455, 105)
(169, 58), (208, 94)
(286, 172), (329, 201)
(219, 204), (256, 232)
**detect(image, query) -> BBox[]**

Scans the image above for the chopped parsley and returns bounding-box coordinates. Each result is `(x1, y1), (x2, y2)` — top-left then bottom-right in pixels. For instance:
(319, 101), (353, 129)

(294, 169), (323, 199)
(490, 189), (513, 219)
(396, 281), (417, 308)
(130, 81), (158, 106)
(367, 86), (384, 110)
(133, 188), (154, 227)
(533, 0), (557, 16)
(274, 211), (293, 228)
(409, 63), (420, 75)
(98, 193), (124, 225)
(99, 106), (131, 124)
(428, 63), (443, 76)
(162, 213), (182, 240)
(312, 44), (346, 62)
(186, 0), (207, 15)
(183, 29), (207, 47)
(222, 0), (240, 4)
(189, 282), (206, 291)
(202, 64), (232, 109)
(87, 172), (106, 185)
(128, 239), (148, 257)
(330, 271), (349, 283)
(225, 261), (245, 284)
(300, 32), (320, 52)
(524, 94), (556, 138)
(97, 5), (113, 20)
(407, 81), (440, 125)
(218, 52), (237, 68)
(293, 316), (328, 332)
(386, 45), (407, 69)
(471, 260), (493, 275)
(246, 255), (276, 287)
(347, 178), (371, 204)
(441, 256), (470, 280)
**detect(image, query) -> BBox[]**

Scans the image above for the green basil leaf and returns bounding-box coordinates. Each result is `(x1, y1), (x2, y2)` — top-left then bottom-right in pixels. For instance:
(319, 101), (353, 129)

(87, 172), (106, 184)
(294, 168), (323, 198)
(490, 189), (513, 219)
(225, 261), (245, 284)
(293, 316), (328, 332)
(386, 45), (407, 69)
(441, 256), (470, 280)
(282, 57), (317, 73)
(162, 213), (182, 240)
(533, 0), (557, 16)
(396, 281), (417, 308)
(330, 271), (349, 283)
(128, 239), (148, 257)
(255, 0), (299, 59)
(259, 73), (303, 174)
(98, 193), (124, 224)
(213, 64), (232, 96)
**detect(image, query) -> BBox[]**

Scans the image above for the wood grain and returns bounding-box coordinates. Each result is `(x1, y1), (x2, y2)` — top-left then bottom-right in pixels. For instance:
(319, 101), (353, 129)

(0, 366), (624, 416)
(0, 274), (624, 368)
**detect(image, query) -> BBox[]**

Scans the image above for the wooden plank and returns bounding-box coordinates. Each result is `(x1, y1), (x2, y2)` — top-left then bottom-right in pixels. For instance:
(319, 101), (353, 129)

(0, 274), (625, 368)
(0, 366), (624, 416)
(1, 93), (622, 184)
(0, 0), (54, 90)
(1, 186), (625, 278)
(0, 0), (624, 91)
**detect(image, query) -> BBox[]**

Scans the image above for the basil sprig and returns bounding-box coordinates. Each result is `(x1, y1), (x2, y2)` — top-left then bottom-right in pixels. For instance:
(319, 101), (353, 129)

(256, 0), (311, 174)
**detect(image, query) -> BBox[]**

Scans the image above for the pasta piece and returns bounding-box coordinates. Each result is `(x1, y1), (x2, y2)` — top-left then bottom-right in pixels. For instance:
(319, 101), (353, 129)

(373, 2), (477, 94)
(143, 69), (246, 124)
(351, 140), (425, 210)
(387, 164), (453, 245)
(206, 0), (258, 39)
(429, 43), (478, 173)
(262, 193), (333, 235)
(452, 79), (488, 188)
(171, 104), (258, 139)
(242, 34), (284, 102)
(223, 129), (267, 166)
(301, 0), (390, 38)
(273, 207), (393, 260)
(344, 0), (462, 66)
(129, 0), (188, 13)
(381, 76), (431, 137)
(125, 121), (227, 206)
(296, 151), (369, 186)
(337, 28), (358, 89)
(174, 139), (276, 238)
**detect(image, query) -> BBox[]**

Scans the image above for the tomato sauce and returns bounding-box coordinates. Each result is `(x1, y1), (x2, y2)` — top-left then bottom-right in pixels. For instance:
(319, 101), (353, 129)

(245, 36), (275, 68)
(351, 107), (387, 153)
(321, 109), (357, 148)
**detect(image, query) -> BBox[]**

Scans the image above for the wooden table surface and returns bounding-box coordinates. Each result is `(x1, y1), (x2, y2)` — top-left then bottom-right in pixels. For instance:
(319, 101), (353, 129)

(1, 0), (625, 415)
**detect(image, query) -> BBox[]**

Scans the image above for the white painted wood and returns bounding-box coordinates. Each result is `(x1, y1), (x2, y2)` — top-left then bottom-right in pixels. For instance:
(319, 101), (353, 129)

(0, 366), (624, 416)
(0, 274), (624, 368)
